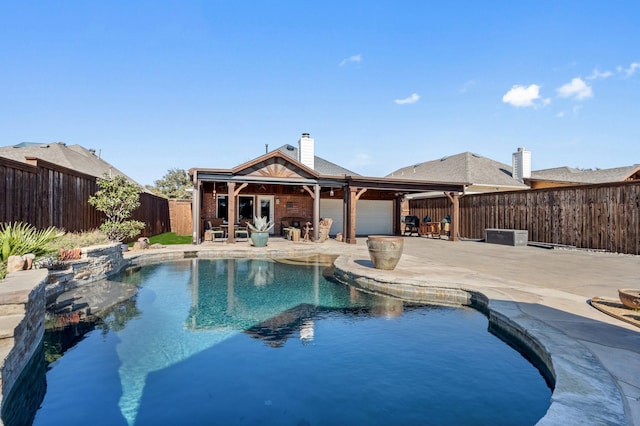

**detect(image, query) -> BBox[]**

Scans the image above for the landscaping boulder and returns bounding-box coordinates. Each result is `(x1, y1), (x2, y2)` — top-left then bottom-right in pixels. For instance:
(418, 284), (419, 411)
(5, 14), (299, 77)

(7, 255), (26, 272)
(23, 253), (35, 269)
(133, 237), (150, 250)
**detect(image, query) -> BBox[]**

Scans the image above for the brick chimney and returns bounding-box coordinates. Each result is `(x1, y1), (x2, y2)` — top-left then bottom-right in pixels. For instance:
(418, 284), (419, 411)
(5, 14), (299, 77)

(298, 133), (314, 170)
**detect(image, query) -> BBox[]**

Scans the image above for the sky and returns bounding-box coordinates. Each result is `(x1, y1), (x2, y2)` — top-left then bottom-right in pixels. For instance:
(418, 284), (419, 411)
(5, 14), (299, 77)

(1, 1), (639, 186)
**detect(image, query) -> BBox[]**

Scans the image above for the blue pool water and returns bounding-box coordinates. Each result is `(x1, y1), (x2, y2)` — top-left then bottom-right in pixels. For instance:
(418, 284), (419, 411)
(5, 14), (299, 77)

(30, 258), (550, 425)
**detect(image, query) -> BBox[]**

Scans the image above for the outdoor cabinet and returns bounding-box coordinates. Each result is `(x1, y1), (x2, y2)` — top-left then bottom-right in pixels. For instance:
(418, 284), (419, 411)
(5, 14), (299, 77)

(484, 229), (528, 247)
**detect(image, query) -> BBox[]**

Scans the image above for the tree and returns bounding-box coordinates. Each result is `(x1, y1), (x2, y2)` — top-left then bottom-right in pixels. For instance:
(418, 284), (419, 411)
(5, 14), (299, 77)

(89, 175), (145, 242)
(146, 168), (192, 199)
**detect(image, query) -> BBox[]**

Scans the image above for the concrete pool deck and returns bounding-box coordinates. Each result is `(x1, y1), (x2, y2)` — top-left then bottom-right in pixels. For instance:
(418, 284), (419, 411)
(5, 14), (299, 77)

(155, 236), (640, 425)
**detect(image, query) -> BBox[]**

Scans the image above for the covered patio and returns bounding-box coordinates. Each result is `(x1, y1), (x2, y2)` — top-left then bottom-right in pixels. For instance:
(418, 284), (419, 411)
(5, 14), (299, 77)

(189, 150), (466, 244)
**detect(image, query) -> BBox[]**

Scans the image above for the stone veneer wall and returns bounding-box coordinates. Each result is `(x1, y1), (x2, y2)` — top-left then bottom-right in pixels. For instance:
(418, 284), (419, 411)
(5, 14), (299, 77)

(45, 243), (129, 302)
(0, 243), (127, 422)
(0, 269), (48, 416)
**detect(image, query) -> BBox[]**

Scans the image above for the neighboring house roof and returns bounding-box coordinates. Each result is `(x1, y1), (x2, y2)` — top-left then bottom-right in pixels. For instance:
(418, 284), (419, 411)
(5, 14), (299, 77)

(387, 151), (528, 192)
(275, 144), (360, 176)
(0, 142), (144, 188)
(529, 165), (640, 184)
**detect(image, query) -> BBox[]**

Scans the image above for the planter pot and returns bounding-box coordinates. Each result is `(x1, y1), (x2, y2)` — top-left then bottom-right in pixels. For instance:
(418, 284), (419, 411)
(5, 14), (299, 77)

(366, 236), (404, 270)
(250, 231), (269, 247)
(618, 288), (640, 310)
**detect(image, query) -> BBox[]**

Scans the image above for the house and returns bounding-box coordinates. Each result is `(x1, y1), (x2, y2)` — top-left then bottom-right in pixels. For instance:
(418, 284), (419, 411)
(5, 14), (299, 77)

(526, 165), (640, 189)
(387, 150), (529, 195)
(0, 141), (141, 186)
(189, 133), (465, 244)
(389, 146), (640, 193)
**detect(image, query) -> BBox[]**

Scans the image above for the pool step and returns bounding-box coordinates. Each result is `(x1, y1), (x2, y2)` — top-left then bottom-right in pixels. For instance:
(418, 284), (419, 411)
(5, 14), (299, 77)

(0, 315), (23, 339)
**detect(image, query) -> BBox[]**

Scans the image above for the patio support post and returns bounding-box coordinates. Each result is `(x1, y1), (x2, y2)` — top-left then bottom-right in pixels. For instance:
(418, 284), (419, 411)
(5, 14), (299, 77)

(192, 177), (200, 244)
(394, 194), (404, 235)
(227, 182), (236, 244)
(341, 188), (348, 243)
(313, 184), (320, 241)
(346, 186), (358, 244)
(445, 191), (460, 242)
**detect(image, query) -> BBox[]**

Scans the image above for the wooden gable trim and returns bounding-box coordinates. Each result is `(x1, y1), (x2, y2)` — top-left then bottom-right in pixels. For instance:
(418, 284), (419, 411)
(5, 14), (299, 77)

(625, 166), (640, 181)
(232, 151), (319, 179)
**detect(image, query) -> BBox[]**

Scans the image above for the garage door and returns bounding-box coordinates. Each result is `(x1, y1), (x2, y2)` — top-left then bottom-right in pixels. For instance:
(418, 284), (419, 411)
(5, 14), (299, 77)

(319, 199), (342, 236)
(320, 199), (393, 236)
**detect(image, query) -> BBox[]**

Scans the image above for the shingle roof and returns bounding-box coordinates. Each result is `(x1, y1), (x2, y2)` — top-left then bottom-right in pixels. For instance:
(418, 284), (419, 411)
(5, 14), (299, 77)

(0, 142), (142, 186)
(274, 144), (360, 176)
(530, 165), (640, 184)
(386, 152), (528, 189)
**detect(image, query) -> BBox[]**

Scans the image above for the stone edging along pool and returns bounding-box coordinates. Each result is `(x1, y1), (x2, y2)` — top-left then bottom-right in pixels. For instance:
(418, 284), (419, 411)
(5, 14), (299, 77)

(0, 244), (629, 425)
(332, 255), (628, 426)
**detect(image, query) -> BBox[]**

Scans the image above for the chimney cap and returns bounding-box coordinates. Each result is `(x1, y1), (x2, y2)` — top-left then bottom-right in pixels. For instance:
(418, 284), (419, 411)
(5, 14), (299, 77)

(301, 132), (310, 138)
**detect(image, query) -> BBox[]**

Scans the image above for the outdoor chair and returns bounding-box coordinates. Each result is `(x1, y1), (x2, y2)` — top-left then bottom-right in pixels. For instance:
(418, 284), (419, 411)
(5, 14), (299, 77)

(205, 219), (225, 241)
(235, 220), (249, 241)
(281, 220), (292, 238)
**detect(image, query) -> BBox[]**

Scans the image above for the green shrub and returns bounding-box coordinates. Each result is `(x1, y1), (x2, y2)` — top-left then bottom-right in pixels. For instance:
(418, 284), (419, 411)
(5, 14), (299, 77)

(88, 174), (146, 242)
(50, 229), (111, 251)
(0, 222), (64, 261)
(0, 260), (6, 281)
(0, 222), (64, 281)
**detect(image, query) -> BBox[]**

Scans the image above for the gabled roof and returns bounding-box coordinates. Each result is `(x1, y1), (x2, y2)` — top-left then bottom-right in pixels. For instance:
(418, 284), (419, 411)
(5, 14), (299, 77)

(191, 146), (466, 193)
(232, 150), (319, 179)
(0, 142), (143, 187)
(274, 144), (360, 176)
(387, 152), (528, 190)
(529, 165), (640, 184)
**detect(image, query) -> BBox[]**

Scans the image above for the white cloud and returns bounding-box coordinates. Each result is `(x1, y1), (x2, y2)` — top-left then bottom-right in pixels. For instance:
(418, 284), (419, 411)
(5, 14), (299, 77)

(394, 93), (420, 105)
(619, 62), (640, 77)
(556, 105), (582, 118)
(459, 80), (476, 93)
(557, 77), (593, 100)
(502, 84), (542, 107)
(339, 54), (362, 67)
(587, 68), (613, 80)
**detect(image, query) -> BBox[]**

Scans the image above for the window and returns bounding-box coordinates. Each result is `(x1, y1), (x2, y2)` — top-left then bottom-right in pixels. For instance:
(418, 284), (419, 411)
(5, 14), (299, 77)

(217, 196), (228, 222)
(238, 196), (254, 222)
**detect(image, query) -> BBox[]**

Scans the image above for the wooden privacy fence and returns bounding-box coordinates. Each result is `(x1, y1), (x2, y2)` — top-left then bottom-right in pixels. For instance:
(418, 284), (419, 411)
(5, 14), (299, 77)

(0, 157), (170, 238)
(410, 181), (640, 255)
(168, 199), (192, 236)
(135, 192), (171, 238)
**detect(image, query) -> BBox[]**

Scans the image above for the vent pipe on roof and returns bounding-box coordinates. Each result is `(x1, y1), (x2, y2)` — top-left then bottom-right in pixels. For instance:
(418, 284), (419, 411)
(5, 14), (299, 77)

(512, 147), (531, 182)
(298, 133), (314, 170)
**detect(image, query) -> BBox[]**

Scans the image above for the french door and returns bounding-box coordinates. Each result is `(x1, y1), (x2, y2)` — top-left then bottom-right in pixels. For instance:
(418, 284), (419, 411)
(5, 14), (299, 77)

(256, 195), (275, 235)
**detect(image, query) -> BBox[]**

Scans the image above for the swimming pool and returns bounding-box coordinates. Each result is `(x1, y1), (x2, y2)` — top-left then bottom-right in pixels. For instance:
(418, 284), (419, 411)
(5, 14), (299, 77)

(29, 258), (550, 425)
